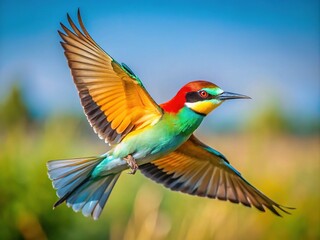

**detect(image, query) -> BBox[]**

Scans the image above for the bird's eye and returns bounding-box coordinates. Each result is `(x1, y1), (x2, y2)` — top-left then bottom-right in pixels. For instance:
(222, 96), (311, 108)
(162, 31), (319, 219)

(198, 90), (208, 99)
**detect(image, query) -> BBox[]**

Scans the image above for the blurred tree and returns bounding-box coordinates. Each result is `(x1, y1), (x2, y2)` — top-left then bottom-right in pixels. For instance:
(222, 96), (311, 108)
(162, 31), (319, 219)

(0, 83), (32, 130)
(246, 99), (320, 136)
(245, 100), (292, 135)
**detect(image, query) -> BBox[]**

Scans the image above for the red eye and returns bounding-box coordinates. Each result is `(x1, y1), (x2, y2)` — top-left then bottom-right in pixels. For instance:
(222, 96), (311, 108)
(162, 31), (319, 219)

(199, 90), (208, 98)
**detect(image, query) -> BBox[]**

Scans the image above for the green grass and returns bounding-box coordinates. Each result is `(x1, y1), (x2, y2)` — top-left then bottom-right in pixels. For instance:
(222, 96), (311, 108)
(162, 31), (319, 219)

(0, 116), (319, 240)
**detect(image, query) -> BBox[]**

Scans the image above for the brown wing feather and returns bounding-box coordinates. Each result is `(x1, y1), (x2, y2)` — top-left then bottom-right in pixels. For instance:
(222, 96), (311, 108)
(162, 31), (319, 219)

(140, 135), (293, 216)
(59, 10), (162, 144)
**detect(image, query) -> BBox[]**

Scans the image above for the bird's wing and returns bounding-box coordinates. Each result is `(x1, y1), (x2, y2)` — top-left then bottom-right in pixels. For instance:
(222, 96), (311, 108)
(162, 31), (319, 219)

(59, 10), (163, 144)
(140, 135), (292, 216)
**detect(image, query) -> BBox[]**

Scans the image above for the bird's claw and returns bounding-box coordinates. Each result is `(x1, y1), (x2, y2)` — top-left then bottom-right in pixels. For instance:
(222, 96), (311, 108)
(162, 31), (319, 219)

(124, 155), (138, 174)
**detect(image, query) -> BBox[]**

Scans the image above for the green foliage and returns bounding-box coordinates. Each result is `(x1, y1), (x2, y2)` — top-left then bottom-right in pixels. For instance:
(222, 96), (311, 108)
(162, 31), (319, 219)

(0, 83), (31, 130)
(245, 100), (291, 135)
(0, 86), (319, 239)
(245, 99), (320, 135)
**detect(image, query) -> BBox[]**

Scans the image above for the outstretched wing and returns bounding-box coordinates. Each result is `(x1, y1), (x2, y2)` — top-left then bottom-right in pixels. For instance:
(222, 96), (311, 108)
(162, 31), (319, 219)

(59, 10), (162, 144)
(140, 135), (292, 216)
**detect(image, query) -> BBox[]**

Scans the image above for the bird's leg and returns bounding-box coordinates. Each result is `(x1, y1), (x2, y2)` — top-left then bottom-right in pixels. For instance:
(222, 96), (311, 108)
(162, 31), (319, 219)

(124, 155), (138, 174)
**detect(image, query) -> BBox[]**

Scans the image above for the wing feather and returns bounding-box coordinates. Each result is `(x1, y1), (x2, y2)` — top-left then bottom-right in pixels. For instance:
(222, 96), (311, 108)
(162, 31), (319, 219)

(60, 10), (162, 144)
(140, 135), (293, 216)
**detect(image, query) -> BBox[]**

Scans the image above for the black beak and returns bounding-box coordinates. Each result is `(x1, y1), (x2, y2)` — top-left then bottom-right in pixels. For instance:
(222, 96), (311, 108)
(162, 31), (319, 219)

(217, 91), (251, 100)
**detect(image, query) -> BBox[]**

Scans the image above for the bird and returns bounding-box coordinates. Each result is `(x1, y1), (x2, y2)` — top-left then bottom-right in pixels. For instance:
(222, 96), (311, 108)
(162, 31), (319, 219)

(47, 10), (292, 220)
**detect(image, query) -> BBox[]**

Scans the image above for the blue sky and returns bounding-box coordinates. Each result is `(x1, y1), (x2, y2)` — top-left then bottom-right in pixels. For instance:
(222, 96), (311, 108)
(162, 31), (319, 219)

(0, 1), (319, 126)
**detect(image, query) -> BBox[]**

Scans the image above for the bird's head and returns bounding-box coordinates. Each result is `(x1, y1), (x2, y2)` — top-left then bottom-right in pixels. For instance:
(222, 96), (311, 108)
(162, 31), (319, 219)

(161, 80), (250, 116)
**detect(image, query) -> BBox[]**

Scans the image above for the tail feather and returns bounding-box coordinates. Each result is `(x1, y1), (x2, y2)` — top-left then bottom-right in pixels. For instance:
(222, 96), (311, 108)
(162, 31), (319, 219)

(69, 174), (120, 219)
(48, 157), (100, 194)
(47, 156), (120, 220)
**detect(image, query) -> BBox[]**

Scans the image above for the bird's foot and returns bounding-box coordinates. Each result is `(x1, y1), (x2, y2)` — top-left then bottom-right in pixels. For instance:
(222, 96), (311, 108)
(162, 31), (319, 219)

(124, 155), (138, 174)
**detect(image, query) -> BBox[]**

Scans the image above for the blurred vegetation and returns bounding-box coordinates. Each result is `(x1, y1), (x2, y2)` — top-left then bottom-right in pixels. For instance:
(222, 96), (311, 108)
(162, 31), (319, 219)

(244, 98), (320, 136)
(0, 84), (31, 129)
(0, 84), (319, 240)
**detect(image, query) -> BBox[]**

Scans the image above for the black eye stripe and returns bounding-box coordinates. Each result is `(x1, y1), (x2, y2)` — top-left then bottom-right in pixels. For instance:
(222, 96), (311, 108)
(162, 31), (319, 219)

(185, 91), (215, 103)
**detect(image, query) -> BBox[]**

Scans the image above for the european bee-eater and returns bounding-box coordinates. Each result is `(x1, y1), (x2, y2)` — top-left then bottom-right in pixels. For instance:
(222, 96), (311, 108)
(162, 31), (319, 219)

(47, 10), (292, 220)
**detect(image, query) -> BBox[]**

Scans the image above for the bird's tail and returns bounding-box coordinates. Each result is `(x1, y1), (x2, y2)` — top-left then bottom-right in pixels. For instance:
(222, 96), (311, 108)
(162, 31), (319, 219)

(47, 156), (120, 220)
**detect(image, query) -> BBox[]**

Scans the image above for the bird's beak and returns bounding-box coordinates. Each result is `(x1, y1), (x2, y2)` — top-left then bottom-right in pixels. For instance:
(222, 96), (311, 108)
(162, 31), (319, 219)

(217, 91), (251, 100)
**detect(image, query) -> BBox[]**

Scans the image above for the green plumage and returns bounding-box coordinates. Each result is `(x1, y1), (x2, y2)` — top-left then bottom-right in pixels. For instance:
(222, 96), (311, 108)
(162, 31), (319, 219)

(105, 106), (205, 171)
